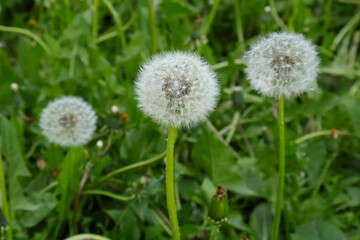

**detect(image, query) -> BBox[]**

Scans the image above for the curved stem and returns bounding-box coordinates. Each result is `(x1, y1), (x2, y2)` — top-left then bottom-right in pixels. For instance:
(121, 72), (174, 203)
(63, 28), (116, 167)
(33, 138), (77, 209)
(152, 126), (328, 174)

(96, 150), (166, 185)
(0, 146), (12, 240)
(271, 94), (285, 240)
(295, 129), (354, 144)
(166, 126), (180, 240)
(0, 25), (51, 55)
(209, 224), (219, 240)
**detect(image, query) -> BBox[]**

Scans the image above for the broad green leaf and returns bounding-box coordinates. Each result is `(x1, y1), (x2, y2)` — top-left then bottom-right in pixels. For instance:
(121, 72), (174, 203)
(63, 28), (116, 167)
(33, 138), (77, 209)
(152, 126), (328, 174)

(250, 204), (273, 240)
(192, 126), (256, 196)
(292, 219), (347, 240)
(0, 115), (30, 221)
(343, 97), (360, 137)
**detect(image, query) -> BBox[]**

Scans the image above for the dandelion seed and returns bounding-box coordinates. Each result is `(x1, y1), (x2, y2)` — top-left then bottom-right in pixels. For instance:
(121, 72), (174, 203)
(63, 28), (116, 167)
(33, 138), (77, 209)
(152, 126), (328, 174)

(39, 96), (97, 147)
(135, 51), (219, 128)
(245, 32), (320, 98)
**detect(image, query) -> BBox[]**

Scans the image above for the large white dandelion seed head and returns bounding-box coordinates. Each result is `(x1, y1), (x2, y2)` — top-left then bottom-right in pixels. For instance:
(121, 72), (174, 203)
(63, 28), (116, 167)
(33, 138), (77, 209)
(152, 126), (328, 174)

(245, 32), (320, 98)
(39, 96), (97, 147)
(135, 51), (219, 128)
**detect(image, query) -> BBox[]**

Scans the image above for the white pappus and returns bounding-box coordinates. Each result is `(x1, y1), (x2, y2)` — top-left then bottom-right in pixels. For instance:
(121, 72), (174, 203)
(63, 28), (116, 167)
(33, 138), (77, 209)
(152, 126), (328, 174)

(245, 32), (320, 98)
(39, 96), (97, 147)
(135, 51), (219, 128)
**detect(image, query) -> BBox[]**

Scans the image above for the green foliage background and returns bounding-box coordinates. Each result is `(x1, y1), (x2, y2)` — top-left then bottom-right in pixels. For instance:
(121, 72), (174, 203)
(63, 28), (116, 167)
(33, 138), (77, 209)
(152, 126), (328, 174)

(0, 0), (360, 239)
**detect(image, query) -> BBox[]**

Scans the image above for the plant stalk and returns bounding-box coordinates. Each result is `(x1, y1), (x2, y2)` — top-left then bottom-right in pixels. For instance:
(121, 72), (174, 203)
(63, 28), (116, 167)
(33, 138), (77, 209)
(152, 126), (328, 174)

(166, 126), (180, 240)
(147, 0), (157, 55)
(0, 146), (12, 240)
(209, 224), (219, 240)
(271, 94), (285, 240)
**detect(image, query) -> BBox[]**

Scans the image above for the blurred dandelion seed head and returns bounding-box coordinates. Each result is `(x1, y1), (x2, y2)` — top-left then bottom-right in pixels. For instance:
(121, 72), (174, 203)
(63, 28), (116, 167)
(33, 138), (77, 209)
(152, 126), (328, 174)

(135, 51), (219, 128)
(40, 96), (97, 147)
(11, 82), (19, 92)
(245, 32), (320, 98)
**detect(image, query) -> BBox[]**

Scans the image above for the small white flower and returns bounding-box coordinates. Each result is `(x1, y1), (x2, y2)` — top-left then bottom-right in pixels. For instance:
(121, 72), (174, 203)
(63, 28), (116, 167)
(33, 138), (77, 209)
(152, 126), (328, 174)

(111, 105), (119, 114)
(40, 96), (97, 147)
(96, 140), (103, 148)
(135, 51), (219, 128)
(245, 32), (320, 98)
(11, 83), (19, 92)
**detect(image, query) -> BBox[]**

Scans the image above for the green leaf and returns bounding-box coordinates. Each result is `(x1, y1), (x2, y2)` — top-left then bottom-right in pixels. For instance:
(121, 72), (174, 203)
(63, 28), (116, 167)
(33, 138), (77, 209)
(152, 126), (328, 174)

(292, 219), (347, 240)
(250, 204), (273, 240)
(343, 97), (360, 137)
(192, 126), (256, 196)
(16, 193), (57, 228)
(0, 115), (30, 221)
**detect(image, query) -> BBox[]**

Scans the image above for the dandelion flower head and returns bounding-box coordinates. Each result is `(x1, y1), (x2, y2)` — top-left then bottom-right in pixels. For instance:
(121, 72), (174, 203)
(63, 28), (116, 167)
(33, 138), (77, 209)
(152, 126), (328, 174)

(135, 51), (219, 128)
(40, 96), (97, 147)
(245, 32), (320, 98)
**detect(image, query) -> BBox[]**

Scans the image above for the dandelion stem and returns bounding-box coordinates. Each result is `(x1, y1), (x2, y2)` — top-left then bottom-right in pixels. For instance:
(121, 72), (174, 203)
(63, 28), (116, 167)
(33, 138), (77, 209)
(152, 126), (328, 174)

(271, 94), (285, 240)
(101, 0), (127, 48)
(233, 0), (245, 53)
(166, 126), (180, 240)
(209, 224), (219, 240)
(92, 0), (99, 41)
(269, 0), (287, 31)
(0, 145), (12, 240)
(147, 0), (157, 55)
(198, 0), (221, 54)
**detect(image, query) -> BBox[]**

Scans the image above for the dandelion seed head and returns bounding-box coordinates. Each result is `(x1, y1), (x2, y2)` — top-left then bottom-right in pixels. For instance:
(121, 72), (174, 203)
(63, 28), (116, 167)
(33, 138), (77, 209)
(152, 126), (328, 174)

(111, 105), (119, 114)
(245, 32), (320, 98)
(96, 140), (103, 148)
(11, 83), (19, 92)
(135, 51), (219, 128)
(40, 96), (97, 147)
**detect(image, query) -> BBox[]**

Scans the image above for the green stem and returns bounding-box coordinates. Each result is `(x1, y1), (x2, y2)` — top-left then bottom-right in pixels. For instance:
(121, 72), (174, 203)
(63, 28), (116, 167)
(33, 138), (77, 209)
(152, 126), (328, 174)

(310, 158), (332, 202)
(209, 224), (219, 240)
(198, 0), (221, 54)
(269, 0), (287, 31)
(295, 130), (354, 144)
(96, 150), (166, 185)
(233, 0), (245, 53)
(93, 0), (99, 41)
(271, 94), (285, 240)
(0, 25), (51, 55)
(147, 0), (157, 55)
(0, 146), (12, 240)
(101, 0), (127, 48)
(166, 126), (180, 240)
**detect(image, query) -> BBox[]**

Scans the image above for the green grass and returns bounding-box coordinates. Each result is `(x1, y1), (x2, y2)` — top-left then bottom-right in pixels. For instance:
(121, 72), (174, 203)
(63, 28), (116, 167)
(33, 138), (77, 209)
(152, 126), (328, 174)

(0, 0), (360, 239)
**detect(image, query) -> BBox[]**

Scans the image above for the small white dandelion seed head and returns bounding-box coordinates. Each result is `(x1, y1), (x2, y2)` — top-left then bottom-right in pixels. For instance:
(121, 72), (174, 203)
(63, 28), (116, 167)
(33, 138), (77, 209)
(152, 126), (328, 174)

(39, 96), (97, 147)
(96, 140), (103, 148)
(11, 83), (19, 92)
(245, 32), (320, 98)
(135, 51), (219, 128)
(111, 105), (119, 114)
